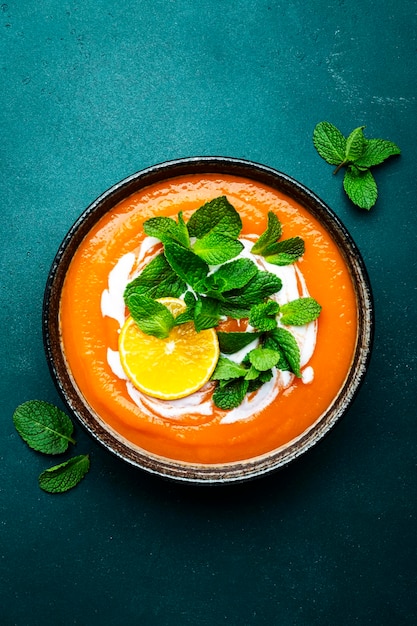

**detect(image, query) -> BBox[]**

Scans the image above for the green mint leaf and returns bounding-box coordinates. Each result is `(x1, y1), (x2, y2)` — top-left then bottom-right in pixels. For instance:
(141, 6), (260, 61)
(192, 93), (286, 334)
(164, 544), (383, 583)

(249, 300), (279, 332)
(211, 356), (248, 381)
(268, 328), (301, 377)
(345, 126), (366, 162)
(126, 294), (176, 339)
(143, 213), (190, 248)
(13, 400), (75, 455)
(204, 258), (258, 294)
(248, 347), (281, 371)
(313, 121), (347, 166)
(174, 292), (197, 325)
(244, 365), (262, 381)
(224, 270), (282, 306)
(218, 303), (252, 319)
(193, 297), (221, 332)
(187, 196), (242, 239)
(280, 297), (322, 326)
(263, 334), (290, 370)
(251, 211), (283, 255)
(192, 233), (243, 264)
(354, 138), (401, 168)
(248, 369), (273, 392)
(213, 378), (249, 410)
(217, 331), (260, 354)
(164, 241), (209, 289)
(124, 253), (187, 300)
(38, 454), (90, 494)
(264, 237), (305, 266)
(343, 166), (378, 210)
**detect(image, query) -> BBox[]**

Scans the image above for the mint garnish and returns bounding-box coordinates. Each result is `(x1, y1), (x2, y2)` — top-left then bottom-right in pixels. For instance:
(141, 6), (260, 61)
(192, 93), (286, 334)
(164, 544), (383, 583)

(193, 232), (244, 264)
(251, 211), (305, 265)
(126, 293), (176, 339)
(280, 297), (322, 326)
(124, 253), (186, 300)
(248, 347), (281, 371)
(122, 196), (323, 410)
(263, 237), (305, 266)
(251, 211), (282, 255)
(13, 400), (76, 454)
(187, 196), (242, 239)
(313, 121), (400, 209)
(164, 241), (209, 290)
(13, 400), (91, 494)
(143, 213), (190, 248)
(38, 455), (90, 494)
(217, 331), (261, 354)
(204, 258), (258, 294)
(249, 300), (279, 332)
(211, 356), (249, 381)
(213, 378), (249, 410)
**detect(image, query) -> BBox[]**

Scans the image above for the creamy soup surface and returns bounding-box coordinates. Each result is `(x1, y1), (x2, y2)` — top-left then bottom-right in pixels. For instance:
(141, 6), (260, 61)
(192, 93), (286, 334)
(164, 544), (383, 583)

(60, 174), (358, 464)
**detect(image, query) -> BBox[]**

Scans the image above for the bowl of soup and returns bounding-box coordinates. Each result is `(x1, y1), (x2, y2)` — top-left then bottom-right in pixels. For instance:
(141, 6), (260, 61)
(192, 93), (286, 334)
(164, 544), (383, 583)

(43, 157), (373, 483)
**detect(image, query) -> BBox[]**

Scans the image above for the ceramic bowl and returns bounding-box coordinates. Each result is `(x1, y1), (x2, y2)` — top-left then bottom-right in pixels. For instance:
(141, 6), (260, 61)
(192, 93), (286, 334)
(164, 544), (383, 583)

(43, 157), (373, 484)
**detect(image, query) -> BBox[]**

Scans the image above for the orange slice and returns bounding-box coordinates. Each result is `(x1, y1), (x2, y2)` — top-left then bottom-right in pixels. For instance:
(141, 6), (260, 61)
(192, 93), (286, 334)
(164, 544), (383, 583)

(118, 297), (219, 400)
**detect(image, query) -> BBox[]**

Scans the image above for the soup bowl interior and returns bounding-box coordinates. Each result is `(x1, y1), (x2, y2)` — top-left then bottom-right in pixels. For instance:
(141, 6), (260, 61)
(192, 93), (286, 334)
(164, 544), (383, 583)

(43, 157), (373, 484)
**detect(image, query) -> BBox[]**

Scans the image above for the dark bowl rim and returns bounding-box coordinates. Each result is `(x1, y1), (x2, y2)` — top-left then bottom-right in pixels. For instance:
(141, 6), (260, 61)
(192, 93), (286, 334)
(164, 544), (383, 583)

(42, 156), (374, 484)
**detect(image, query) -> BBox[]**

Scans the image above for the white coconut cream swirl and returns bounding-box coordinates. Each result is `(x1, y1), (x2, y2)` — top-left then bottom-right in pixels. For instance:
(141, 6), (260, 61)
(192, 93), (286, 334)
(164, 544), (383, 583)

(101, 237), (318, 425)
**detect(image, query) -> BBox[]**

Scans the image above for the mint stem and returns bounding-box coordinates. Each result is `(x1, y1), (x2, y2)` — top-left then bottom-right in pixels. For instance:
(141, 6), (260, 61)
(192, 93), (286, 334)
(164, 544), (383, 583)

(333, 161), (347, 175)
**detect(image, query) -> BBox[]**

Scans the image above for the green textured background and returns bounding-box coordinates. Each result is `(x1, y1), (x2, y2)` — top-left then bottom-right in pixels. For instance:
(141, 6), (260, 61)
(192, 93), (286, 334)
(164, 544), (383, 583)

(2, 1), (416, 624)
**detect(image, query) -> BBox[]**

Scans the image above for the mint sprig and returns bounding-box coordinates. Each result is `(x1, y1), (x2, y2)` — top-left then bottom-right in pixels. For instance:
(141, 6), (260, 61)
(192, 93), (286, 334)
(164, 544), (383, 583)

(313, 121), (400, 210)
(122, 196), (322, 411)
(251, 211), (305, 265)
(13, 400), (90, 493)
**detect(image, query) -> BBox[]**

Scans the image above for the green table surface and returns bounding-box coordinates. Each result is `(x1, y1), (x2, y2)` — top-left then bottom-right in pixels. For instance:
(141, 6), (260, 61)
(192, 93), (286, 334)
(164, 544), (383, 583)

(2, 1), (416, 624)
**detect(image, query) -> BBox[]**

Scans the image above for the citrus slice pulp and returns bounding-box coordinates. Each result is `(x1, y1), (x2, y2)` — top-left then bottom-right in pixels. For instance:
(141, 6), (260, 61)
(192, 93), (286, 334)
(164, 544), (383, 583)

(118, 297), (220, 400)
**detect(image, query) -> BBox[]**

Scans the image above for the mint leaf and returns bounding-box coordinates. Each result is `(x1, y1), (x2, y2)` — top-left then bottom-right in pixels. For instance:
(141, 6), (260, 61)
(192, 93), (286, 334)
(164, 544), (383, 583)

(248, 369), (273, 392)
(143, 213), (190, 248)
(244, 365), (262, 381)
(187, 196), (242, 239)
(343, 166), (378, 210)
(251, 211), (282, 255)
(249, 300), (279, 332)
(313, 121), (347, 166)
(264, 237), (305, 266)
(314, 121), (400, 210)
(193, 232), (243, 264)
(345, 126), (366, 162)
(224, 270), (282, 306)
(174, 291), (197, 325)
(218, 303), (252, 319)
(13, 400), (75, 455)
(164, 241), (209, 290)
(248, 347), (281, 371)
(204, 258), (258, 294)
(211, 356), (248, 381)
(38, 454), (90, 494)
(193, 297), (221, 332)
(355, 138), (401, 168)
(280, 297), (322, 325)
(126, 294), (176, 338)
(124, 253), (186, 300)
(213, 378), (249, 410)
(217, 331), (260, 354)
(268, 328), (301, 377)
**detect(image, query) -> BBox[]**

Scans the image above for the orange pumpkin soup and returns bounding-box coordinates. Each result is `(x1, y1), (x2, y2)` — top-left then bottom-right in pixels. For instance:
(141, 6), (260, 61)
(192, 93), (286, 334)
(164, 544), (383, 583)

(60, 174), (358, 464)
